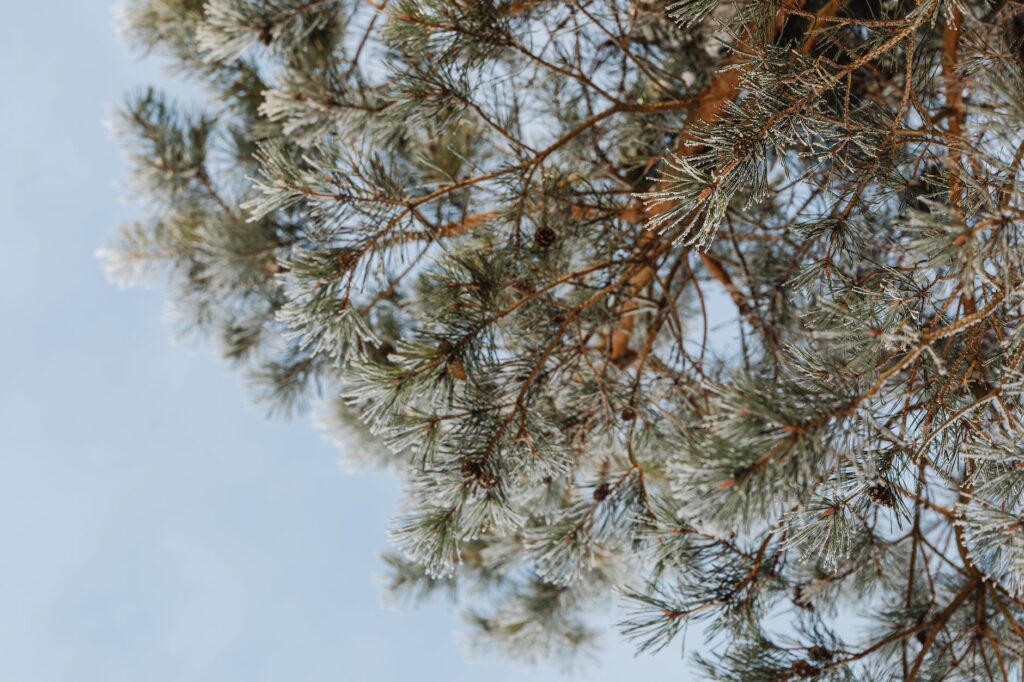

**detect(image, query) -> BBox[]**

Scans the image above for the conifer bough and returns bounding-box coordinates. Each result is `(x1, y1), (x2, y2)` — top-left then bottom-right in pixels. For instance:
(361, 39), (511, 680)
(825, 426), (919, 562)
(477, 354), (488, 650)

(104, 0), (1024, 677)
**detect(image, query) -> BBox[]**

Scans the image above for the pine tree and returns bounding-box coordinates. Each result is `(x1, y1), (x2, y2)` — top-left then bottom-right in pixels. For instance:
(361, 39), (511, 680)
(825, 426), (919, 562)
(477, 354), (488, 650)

(101, 0), (1024, 677)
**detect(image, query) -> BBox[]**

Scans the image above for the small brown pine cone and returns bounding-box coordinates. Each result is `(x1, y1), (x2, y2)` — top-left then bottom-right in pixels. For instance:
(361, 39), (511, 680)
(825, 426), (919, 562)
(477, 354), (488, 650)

(460, 458), (479, 479)
(732, 136), (756, 159)
(446, 357), (467, 381)
(534, 226), (557, 248)
(593, 482), (611, 501)
(461, 458), (498, 489)
(866, 484), (895, 507)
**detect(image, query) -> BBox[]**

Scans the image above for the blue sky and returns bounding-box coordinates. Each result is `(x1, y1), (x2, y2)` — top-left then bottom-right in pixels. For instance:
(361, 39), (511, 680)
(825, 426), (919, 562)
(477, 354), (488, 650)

(0, 4), (691, 680)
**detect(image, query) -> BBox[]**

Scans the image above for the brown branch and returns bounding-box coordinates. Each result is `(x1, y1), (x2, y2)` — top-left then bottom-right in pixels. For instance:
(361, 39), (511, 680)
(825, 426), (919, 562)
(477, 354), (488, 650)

(608, 66), (745, 363)
(941, 7), (967, 206)
(607, 0), (841, 365)
(382, 209), (500, 247)
(907, 576), (982, 681)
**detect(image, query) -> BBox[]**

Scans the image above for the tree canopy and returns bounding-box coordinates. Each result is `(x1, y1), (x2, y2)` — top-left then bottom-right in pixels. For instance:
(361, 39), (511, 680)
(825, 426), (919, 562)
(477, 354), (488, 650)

(103, 0), (1024, 677)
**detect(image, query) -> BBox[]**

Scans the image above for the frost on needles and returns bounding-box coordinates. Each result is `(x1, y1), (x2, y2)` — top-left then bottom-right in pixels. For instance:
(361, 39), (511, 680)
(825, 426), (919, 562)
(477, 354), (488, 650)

(103, 0), (1024, 677)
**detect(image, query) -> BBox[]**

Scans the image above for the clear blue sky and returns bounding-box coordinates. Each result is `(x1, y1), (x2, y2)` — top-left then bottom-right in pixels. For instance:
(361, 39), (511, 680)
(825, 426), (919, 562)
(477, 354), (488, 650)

(0, 3), (692, 680)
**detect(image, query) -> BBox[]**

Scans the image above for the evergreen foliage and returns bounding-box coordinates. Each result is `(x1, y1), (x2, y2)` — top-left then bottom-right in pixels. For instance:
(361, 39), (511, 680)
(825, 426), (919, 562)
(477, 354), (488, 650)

(102, 0), (1024, 676)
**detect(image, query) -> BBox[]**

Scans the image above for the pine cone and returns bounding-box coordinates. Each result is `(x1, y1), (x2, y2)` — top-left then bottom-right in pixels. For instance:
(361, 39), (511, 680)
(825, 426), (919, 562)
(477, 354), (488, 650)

(446, 357), (467, 381)
(534, 226), (557, 248)
(461, 459), (499, 489)
(866, 484), (895, 507)
(732, 136), (757, 159)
